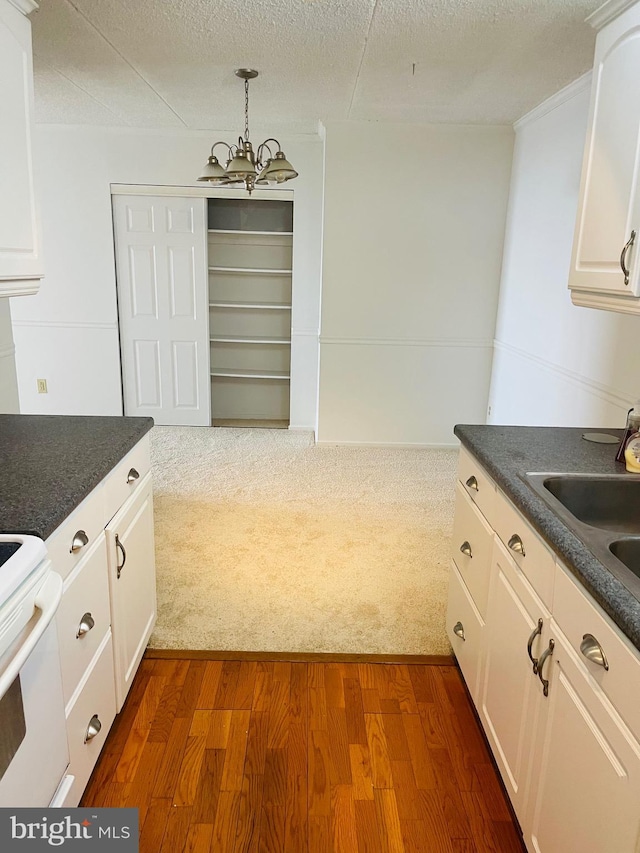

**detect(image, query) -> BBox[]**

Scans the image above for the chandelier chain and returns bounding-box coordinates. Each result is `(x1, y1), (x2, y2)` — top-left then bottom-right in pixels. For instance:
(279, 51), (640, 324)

(244, 79), (250, 141)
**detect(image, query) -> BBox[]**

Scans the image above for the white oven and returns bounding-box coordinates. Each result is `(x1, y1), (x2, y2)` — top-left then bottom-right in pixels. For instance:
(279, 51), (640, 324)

(0, 535), (69, 807)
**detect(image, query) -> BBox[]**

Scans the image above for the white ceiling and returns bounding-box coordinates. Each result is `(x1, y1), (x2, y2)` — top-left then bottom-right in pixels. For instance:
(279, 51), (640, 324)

(31, 0), (602, 131)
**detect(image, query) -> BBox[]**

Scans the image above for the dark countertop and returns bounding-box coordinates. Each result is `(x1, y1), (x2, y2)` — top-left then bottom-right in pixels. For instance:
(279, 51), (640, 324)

(454, 424), (640, 652)
(0, 415), (153, 540)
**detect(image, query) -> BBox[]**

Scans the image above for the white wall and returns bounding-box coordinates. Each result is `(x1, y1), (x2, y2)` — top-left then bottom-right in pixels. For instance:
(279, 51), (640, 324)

(317, 120), (514, 446)
(0, 300), (19, 412)
(11, 125), (323, 428)
(489, 76), (640, 427)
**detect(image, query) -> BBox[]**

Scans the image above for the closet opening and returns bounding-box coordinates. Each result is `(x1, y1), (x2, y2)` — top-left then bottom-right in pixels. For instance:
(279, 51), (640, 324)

(207, 197), (293, 429)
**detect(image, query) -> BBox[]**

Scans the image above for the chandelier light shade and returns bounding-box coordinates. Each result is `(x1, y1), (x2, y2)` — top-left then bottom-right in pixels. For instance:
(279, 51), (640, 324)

(198, 69), (299, 194)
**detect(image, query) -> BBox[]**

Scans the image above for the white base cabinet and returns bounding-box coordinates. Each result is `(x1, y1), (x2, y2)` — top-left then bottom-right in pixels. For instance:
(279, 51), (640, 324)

(48, 433), (156, 805)
(448, 447), (640, 853)
(479, 537), (550, 822)
(526, 625), (640, 853)
(106, 473), (156, 711)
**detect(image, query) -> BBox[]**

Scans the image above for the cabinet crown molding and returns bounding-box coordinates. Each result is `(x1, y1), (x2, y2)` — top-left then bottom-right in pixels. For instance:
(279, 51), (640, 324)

(5, 0), (39, 14)
(587, 0), (639, 29)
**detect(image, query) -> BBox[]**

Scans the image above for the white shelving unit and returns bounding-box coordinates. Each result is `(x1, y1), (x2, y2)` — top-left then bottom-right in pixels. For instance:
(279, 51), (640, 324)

(207, 198), (293, 427)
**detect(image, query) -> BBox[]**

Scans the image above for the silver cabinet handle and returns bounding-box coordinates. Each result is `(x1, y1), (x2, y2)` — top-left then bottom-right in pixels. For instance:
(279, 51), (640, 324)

(127, 467), (140, 484)
(465, 475), (479, 491)
(620, 230), (636, 286)
(527, 618), (543, 674)
(70, 530), (89, 553)
(84, 714), (102, 743)
(76, 612), (95, 638)
(115, 533), (127, 580)
(508, 534), (525, 556)
(453, 621), (465, 641)
(580, 633), (609, 670)
(537, 639), (555, 697)
(459, 541), (472, 558)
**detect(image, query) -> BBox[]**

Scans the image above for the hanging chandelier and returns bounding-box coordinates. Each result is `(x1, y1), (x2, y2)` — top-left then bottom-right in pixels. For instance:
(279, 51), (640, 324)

(198, 69), (298, 194)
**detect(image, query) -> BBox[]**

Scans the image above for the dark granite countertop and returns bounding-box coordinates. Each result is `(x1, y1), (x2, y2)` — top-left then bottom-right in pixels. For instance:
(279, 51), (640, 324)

(454, 424), (640, 652)
(0, 415), (153, 540)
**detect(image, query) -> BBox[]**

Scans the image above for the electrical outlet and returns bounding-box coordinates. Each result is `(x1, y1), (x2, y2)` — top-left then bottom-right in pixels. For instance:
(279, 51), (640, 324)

(37, 378), (48, 394)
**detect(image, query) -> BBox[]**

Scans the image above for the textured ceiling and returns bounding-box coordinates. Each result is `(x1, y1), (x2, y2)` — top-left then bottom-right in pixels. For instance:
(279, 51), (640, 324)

(31, 0), (602, 130)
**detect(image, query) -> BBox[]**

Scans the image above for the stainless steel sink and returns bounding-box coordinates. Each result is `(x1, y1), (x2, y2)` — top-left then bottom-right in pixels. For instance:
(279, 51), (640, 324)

(525, 472), (640, 599)
(542, 474), (640, 534)
(609, 539), (640, 580)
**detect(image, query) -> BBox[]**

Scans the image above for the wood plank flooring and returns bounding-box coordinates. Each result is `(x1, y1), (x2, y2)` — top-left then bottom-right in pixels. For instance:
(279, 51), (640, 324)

(81, 657), (525, 853)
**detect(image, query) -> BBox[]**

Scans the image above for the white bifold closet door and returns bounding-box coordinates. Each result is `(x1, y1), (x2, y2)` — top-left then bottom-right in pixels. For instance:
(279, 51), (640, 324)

(113, 195), (210, 426)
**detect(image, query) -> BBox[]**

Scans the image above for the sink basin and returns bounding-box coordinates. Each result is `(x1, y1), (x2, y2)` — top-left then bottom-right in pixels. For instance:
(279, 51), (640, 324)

(541, 475), (640, 534)
(610, 539), (640, 580)
(525, 472), (640, 601)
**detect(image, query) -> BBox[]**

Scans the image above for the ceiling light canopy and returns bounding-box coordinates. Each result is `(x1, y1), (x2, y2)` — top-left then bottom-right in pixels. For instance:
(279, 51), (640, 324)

(198, 69), (299, 194)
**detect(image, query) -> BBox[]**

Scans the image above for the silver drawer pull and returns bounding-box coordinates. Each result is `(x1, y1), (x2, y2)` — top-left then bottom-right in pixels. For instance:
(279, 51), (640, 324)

(620, 230), (636, 286)
(508, 533), (525, 556)
(84, 714), (102, 743)
(70, 530), (89, 553)
(459, 541), (473, 558)
(453, 621), (465, 641)
(537, 639), (555, 697)
(527, 618), (543, 674)
(76, 612), (95, 638)
(127, 467), (140, 484)
(580, 633), (609, 670)
(465, 475), (479, 491)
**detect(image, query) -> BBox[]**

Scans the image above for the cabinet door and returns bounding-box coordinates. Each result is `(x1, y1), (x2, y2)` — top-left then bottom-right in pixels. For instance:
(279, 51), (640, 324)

(526, 627), (640, 853)
(0, 0), (42, 291)
(105, 473), (156, 711)
(113, 194), (210, 425)
(479, 538), (550, 822)
(569, 7), (640, 299)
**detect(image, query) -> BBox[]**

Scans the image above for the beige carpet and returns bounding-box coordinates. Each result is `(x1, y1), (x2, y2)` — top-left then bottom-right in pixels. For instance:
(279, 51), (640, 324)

(149, 427), (457, 655)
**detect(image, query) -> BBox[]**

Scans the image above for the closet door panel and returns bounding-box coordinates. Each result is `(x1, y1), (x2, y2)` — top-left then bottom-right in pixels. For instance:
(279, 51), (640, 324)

(114, 194), (210, 426)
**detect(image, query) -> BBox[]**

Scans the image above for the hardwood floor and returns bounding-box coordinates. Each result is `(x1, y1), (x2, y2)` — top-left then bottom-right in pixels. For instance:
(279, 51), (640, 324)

(81, 656), (526, 852)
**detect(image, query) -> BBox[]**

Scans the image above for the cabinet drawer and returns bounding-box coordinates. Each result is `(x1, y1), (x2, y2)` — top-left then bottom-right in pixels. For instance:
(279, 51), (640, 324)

(104, 436), (151, 525)
(553, 563), (640, 738)
(56, 535), (111, 708)
(493, 488), (555, 607)
(451, 481), (493, 617)
(457, 447), (496, 524)
(64, 632), (117, 808)
(446, 561), (485, 704)
(46, 484), (105, 583)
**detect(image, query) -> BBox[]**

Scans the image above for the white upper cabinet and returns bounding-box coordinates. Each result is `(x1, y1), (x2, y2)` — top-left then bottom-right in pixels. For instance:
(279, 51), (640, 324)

(0, 0), (42, 296)
(569, 0), (640, 313)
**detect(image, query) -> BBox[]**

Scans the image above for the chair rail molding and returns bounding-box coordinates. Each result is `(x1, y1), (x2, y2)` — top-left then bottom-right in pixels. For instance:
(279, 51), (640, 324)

(493, 339), (632, 410)
(319, 336), (493, 348)
(6, 0), (38, 15)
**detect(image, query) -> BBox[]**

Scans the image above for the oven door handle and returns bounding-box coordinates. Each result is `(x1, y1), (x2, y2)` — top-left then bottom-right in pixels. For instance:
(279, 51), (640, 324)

(0, 572), (63, 702)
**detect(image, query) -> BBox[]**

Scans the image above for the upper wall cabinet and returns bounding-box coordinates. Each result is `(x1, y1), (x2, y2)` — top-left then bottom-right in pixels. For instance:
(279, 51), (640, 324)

(569, 0), (640, 313)
(0, 0), (43, 297)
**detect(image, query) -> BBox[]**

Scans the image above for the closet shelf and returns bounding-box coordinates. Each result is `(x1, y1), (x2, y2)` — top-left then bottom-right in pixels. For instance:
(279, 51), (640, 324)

(208, 229), (294, 236)
(208, 266), (292, 275)
(209, 300), (292, 311)
(210, 335), (290, 345)
(211, 368), (290, 380)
